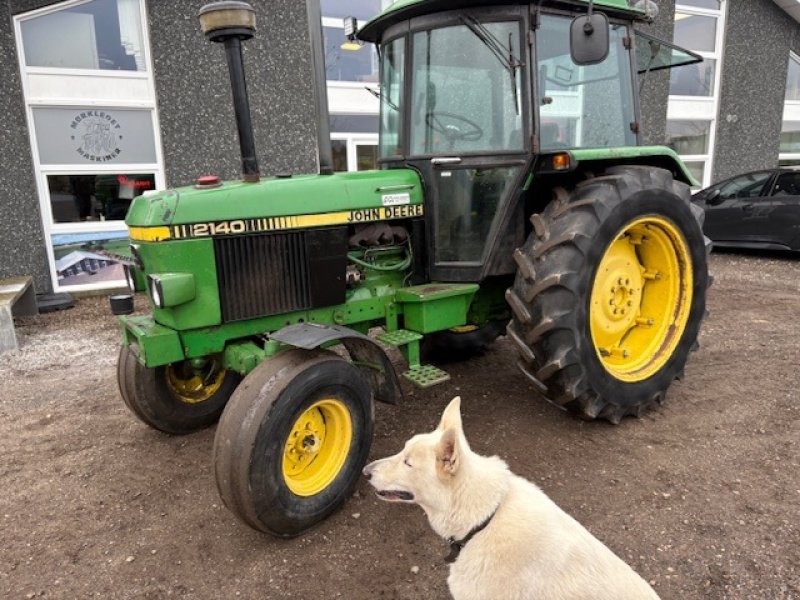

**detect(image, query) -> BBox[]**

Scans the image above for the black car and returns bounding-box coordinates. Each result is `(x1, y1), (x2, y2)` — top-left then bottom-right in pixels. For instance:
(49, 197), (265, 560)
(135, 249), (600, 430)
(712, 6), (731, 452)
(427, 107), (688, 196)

(692, 168), (800, 251)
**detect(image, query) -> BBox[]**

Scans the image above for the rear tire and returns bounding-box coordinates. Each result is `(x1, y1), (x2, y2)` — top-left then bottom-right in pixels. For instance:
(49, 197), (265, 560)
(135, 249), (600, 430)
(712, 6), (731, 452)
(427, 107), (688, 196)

(213, 349), (374, 536)
(506, 166), (710, 423)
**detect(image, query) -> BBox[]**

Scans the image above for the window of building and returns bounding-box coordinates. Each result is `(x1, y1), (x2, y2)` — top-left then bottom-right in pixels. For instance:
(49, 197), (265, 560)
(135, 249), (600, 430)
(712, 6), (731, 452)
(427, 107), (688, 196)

(331, 134), (379, 171)
(321, 0), (391, 20)
(787, 54), (800, 102)
(20, 0), (145, 71)
(323, 24), (378, 83)
(780, 54), (800, 166)
(331, 114), (379, 171)
(47, 173), (155, 223)
(666, 120), (711, 155)
(322, 2), (395, 171)
(667, 1), (726, 189)
(14, 0), (163, 293)
(678, 0), (721, 8)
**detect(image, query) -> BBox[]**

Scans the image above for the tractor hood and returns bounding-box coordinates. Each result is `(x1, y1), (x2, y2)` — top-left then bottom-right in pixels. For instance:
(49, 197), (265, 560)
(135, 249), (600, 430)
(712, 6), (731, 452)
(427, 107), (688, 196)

(359, 0), (646, 43)
(125, 169), (423, 240)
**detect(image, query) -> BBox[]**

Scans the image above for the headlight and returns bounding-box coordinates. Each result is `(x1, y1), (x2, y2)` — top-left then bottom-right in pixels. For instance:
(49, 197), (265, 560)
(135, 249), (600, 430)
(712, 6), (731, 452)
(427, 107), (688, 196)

(129, 244), (144, 270)
(149, 275), (164, 308)
(124, 264), (137, 292)
(148, 273), (195, 308)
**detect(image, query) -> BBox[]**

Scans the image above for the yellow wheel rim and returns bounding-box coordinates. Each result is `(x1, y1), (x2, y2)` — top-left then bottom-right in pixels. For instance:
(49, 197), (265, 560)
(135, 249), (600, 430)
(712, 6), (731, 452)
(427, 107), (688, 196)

(590, 216), (693, 383)
(166, 362), (226, 404)
(282, 399), (353, 497)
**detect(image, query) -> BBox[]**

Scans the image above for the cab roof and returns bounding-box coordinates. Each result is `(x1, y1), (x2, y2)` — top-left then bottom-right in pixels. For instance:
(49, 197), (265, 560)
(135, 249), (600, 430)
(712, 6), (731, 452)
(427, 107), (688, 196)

(358, 0), (644, 43)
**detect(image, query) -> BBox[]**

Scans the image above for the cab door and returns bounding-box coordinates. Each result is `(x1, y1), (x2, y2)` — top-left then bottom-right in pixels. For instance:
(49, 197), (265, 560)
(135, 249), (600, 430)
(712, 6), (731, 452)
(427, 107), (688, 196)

(402, 10), (530, 282)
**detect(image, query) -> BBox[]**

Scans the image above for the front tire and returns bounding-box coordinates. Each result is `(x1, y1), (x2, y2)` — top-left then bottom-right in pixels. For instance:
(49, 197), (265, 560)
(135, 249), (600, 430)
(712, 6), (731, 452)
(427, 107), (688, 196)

(213, 349), (374, 536)
(506, 166), (710, 423)
(117, 345), (239, 434)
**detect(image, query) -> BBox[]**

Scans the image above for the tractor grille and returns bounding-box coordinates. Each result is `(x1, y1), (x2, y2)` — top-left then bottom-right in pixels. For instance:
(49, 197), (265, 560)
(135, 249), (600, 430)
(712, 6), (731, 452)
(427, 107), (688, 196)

(215, 231), (310, 322)
(214, 227), (347, 323)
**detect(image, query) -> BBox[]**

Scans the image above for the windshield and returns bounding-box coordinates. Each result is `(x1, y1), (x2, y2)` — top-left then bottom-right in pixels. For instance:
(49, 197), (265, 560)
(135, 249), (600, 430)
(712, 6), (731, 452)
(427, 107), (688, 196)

(409, 20), (524, 156)
(537, 15), (636, 151)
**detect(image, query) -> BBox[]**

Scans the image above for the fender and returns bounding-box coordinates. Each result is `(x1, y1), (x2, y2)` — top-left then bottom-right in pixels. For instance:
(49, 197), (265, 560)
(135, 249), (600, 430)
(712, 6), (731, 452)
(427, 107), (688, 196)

(270, 322), (402, 405)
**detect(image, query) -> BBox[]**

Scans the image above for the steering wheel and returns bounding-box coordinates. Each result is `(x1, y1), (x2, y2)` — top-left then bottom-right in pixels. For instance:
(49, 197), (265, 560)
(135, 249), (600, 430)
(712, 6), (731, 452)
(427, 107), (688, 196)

(425, 112), (484, 145)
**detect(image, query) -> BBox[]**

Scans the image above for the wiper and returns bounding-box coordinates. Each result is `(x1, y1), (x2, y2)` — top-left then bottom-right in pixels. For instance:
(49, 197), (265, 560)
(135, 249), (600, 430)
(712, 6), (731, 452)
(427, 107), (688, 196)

(365, 86), (399, 111)
(460, 15), (522, 114)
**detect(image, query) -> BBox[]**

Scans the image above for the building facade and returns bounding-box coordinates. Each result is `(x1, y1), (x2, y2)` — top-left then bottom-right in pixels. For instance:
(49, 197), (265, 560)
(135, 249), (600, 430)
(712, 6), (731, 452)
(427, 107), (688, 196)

(1, 0), (799, 295)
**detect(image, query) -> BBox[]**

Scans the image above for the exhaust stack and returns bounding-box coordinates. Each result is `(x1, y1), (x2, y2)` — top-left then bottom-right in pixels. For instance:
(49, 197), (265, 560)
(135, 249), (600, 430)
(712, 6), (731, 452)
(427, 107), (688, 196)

(198, 1), (260, 182)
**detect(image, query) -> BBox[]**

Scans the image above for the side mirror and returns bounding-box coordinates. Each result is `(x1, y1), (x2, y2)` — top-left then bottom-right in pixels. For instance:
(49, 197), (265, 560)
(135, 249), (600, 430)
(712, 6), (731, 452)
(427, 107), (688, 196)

(570, 13), (610, 65)
(705, 189), (723, 206)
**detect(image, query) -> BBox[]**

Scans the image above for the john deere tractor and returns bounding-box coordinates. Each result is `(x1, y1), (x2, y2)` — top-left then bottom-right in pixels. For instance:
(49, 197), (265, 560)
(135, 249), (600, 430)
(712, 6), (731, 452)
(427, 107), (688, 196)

(114, 0), (709, 536)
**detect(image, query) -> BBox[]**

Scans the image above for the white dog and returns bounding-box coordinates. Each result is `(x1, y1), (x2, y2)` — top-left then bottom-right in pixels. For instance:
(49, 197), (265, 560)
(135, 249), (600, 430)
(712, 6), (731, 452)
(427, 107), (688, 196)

(363, 397), (660, 600)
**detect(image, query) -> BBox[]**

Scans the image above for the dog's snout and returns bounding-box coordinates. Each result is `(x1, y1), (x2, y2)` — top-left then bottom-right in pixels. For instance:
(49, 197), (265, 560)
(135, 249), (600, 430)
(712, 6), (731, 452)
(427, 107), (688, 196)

(362, 461), (374, 480)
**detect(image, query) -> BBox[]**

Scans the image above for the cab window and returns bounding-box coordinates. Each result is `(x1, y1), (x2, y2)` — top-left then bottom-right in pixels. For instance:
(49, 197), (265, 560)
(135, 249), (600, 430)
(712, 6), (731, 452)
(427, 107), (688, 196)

(410, 21), (524, 156)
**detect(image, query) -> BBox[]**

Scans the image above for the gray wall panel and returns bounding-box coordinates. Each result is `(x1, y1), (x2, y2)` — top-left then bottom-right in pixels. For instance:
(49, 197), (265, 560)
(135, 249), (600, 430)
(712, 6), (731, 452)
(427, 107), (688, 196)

(713, 0), (794, 183)
(146, 0), (320, 188)
(0, 0), (54, 293)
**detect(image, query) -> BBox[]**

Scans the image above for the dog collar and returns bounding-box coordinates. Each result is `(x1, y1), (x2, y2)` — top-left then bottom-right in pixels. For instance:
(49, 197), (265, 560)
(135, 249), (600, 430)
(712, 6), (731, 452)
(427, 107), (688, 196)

(444, 507), (498, 564)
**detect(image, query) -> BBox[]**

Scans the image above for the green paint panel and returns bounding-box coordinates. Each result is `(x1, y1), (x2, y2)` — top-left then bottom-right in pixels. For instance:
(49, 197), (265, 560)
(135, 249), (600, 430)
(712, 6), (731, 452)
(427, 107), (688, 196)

(138, 239), (221, 330)
(570, 146), (699, 187)
(126, 169), (423, 227)
(376, 329), (423, 346)
(402, 364), (451, 388)
(121, 315), (185, 367)
(397, 283), (479, 334)
(223, 341), (267, 374)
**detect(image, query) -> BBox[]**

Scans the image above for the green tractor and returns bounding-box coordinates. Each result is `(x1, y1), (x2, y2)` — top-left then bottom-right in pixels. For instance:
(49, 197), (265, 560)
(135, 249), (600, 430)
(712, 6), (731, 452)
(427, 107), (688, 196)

(114, 0), (709, 536)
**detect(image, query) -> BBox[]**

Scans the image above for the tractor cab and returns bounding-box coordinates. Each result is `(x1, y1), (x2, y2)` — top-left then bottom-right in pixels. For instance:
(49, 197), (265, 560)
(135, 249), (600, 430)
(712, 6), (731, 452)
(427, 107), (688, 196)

(359, 0), (695, 282)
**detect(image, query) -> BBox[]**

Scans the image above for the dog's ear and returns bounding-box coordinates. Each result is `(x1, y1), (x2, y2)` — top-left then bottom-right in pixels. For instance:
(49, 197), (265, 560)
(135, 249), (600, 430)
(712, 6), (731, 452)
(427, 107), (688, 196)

(435, 427), (460, 477)
(437, 396), (463, 433)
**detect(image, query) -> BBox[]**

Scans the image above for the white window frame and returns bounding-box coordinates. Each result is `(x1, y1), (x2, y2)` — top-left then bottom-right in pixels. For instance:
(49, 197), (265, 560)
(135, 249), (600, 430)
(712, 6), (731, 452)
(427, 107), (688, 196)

(331, 133), (379, 171)
(14, 0), (165, 293)
(668, 1), (727, 189)
(779, 52), (800, 166)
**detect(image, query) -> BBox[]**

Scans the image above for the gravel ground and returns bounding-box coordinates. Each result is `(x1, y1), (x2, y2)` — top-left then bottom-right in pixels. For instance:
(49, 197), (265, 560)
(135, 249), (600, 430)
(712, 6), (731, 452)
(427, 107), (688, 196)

(1, 251), (799, 599)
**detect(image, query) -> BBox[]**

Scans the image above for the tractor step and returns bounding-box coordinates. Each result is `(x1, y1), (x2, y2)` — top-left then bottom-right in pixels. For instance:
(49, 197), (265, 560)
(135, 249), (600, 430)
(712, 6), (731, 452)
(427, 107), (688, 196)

(402, 364), (451, 388)
(376, 329), (423, 346)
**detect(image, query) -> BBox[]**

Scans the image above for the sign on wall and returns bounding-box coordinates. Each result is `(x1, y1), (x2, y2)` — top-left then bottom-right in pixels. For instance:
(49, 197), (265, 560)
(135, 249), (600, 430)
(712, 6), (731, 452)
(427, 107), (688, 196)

(31, 107), (157, 165)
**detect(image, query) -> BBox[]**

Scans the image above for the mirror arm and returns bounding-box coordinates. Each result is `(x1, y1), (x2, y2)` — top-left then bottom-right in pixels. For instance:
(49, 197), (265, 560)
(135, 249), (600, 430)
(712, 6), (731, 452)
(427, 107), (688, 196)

(585, 0), (595, 31)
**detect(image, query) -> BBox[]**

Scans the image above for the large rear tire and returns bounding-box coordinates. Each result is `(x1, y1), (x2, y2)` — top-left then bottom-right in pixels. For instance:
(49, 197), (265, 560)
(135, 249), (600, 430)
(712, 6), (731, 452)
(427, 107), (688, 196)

(506, 166), (710, 423)
(213, 349), (374, 536)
